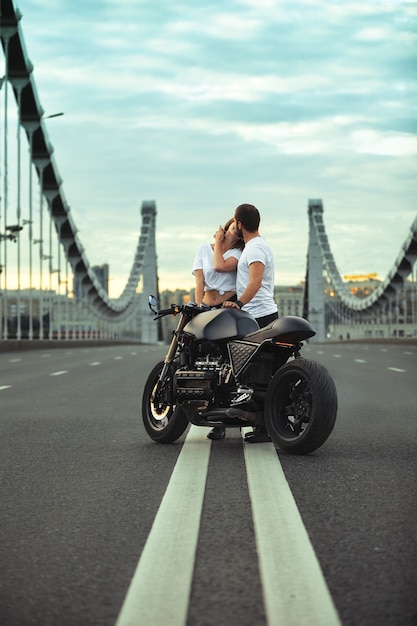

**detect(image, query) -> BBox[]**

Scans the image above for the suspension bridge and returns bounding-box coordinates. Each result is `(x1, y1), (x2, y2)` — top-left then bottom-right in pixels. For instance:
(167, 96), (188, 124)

(306, 199), (417, 341)
(1, 0), (416, 344)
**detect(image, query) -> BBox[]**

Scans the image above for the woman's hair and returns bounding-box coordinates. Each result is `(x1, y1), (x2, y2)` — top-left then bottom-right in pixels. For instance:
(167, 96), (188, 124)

(224, 218), (245, 250)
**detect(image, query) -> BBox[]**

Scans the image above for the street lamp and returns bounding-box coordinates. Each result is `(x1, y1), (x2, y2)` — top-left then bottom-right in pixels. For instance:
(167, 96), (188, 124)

(45, 112), (64, 119)
(33, 238), (43, 338)
(32, 112), (64, 340)
(41, 252), (52, 340)
(22, 219), (34, 338)
(6, 224), (25, 338)
(28, 112), (64, 340)
(51, 268), (60, 340)
(0, 228), (21, 243)
(1, 63), (10, 340)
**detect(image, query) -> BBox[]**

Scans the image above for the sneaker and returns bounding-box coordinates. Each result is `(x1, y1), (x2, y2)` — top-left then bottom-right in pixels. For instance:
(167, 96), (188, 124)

(207, 427), (225, 440)
(244, 426), (271, 443)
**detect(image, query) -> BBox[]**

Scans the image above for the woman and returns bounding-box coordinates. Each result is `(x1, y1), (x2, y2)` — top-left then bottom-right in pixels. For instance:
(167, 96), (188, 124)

(193, 218), (244, 307)
(192, 218), (244, 440)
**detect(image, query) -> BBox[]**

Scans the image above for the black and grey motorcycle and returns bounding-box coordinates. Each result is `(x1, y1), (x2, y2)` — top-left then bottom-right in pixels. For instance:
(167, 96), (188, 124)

(142, 296), (337, 454)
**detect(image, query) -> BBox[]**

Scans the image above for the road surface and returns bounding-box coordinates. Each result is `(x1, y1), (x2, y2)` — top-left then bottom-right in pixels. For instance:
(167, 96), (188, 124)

(0, 341), (415, 625)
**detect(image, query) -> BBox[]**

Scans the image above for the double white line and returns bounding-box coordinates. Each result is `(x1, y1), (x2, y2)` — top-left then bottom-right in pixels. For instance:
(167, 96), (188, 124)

(116, 426), (341, 626)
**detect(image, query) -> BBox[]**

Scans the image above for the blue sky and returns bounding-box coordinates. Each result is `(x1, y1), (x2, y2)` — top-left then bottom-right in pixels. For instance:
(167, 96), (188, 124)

(4, 0), (417, 296)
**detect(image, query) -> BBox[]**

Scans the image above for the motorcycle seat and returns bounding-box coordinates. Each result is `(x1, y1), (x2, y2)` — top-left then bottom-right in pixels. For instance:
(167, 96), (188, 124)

(243, 316), (316, 344)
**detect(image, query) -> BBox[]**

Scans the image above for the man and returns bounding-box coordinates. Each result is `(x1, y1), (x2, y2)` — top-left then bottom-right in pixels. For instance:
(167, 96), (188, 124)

(222, 203), (278, 444)
(223, 203), (278, 325)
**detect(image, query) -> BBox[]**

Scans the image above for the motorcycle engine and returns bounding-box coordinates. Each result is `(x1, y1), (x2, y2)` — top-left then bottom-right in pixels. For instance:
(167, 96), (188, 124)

(174, 356), (231, 401)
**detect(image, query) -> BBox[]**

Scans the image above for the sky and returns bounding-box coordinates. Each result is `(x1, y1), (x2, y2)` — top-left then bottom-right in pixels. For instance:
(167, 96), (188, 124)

(2, 0), (417, 297)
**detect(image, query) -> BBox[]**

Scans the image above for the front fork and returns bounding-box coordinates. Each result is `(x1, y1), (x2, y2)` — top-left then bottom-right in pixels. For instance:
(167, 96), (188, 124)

(158, 312), (187, 381)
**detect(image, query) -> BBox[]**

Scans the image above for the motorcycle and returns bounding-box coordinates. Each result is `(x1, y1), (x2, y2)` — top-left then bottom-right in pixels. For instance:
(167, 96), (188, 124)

(142, 296), (337, 454)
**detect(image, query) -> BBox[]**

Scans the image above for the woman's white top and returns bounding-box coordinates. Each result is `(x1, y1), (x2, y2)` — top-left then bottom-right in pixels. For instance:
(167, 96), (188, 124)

(192, 243), (241, 295)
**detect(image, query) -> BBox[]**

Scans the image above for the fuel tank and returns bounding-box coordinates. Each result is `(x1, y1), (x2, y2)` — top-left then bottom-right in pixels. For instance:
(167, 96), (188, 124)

(183, 308), (259, 341)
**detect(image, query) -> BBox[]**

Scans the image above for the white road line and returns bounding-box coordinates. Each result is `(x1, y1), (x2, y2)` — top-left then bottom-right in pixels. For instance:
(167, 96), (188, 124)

(243, 428), (341, 626)
(0, 385), (12, 391)
(114, 356), (123, 360)
(8, 358), (22, 363)
(333, 354), (341, 358)
(89, 362), (101, 367)
(354, 359), (367, 363)
(387, 367), (406, 373)
(49, 371), (68, 376)
(115, 426), (211, 626)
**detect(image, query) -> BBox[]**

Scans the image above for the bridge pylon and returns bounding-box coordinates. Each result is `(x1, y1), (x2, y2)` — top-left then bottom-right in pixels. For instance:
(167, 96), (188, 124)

(139, 201), (159, 344)
(307, 199), (326, 342)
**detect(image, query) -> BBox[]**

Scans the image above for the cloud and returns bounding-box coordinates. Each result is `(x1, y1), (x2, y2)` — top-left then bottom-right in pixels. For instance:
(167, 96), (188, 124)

(4, 0), (416, 298)
(351, 129), (417, 156)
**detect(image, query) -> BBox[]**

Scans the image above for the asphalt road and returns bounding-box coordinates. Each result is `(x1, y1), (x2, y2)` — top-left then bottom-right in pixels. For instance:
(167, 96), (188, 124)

(0, 341), (416, 626)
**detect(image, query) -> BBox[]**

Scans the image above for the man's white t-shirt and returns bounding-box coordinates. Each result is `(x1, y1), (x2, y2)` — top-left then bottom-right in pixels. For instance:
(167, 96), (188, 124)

(192, 243), (241, 294)
(237, 237), (278, 318)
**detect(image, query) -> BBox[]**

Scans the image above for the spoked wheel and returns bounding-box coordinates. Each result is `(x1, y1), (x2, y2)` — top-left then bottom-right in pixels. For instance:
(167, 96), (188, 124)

(264, 357), (337, 454)
(142, 361), (189, 443)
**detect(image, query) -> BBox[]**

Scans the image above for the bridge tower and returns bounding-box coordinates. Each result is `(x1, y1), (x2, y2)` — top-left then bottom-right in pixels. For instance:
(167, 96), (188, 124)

(139, 201), (159, 344)
(139, 200), (158, 343)
(307, 199), (326, 342)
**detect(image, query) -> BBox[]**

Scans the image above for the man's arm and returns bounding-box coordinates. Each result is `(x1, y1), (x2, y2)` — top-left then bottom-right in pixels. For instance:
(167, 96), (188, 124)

(238, 261), (264, 305)
(223, 261), (264, 308)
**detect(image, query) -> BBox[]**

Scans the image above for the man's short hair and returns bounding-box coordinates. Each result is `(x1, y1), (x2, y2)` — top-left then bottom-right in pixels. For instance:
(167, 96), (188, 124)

(235, 204), (260, 232)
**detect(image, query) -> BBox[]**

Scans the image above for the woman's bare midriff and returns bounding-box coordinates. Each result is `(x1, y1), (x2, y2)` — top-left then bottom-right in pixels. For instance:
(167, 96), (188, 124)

(202, 289), (236, 307)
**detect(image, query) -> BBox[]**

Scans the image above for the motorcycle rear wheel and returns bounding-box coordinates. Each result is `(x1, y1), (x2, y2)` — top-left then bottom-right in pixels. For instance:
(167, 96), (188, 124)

(264, 357), (337, 454)
(142, 361), (189, 443)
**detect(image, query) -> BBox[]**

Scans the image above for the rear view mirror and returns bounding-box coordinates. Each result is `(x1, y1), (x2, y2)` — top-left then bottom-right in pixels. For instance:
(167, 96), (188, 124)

(148, 295), (158, 313)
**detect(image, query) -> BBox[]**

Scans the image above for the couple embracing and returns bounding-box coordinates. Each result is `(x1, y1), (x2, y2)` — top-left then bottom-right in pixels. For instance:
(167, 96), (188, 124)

(192, 203), (278, 443)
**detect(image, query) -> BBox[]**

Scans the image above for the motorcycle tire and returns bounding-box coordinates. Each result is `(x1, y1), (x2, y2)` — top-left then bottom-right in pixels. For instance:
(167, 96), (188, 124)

(142, 361), (189, 443)
(264, 357), (337, 455)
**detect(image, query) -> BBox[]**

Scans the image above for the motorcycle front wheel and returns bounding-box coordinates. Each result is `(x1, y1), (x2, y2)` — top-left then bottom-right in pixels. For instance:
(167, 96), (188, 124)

(264, 357), (337, 455)
(142, 361), (189, 443)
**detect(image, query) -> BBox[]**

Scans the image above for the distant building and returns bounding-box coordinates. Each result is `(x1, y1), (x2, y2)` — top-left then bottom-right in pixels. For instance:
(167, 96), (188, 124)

(274, 284), (304, 317)
(92, 264), (109, 294)
(74, 263), (109, 298)
(341, 273), (381, 299)
(158, 289), (191, 343)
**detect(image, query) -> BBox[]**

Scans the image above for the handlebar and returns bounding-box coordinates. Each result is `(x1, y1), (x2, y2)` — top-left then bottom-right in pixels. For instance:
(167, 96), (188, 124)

(151, 301), (211, 320)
